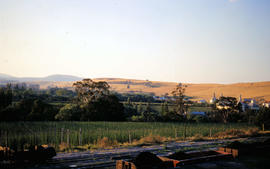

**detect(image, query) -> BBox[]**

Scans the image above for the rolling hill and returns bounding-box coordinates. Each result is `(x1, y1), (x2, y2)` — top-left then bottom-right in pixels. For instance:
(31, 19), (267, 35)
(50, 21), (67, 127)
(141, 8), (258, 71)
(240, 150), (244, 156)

(93, 78), (270, 102)
(1, 73), (270, 101)
(0, 73), (82, 82)
(34, 78), (270, 101)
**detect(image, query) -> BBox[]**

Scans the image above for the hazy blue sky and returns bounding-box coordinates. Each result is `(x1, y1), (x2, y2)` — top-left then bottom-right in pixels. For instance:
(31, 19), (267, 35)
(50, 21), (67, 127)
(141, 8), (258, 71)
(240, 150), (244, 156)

(0, 0), (269, 83)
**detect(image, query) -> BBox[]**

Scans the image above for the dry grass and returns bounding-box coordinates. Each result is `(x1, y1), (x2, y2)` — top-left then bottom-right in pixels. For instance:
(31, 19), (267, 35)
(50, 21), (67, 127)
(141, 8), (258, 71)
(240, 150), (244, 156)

(33, 78), (270, 101)
(58, 142), (70, 152)
(57, 128), (261, 151)
(131, 135), (167, 146)
(245, 128), (260, 136)
(0, 146), (11, 152)
(214, 128), (260, 139)
(95, 137), (119, 148)
(189, 134), (205, 141)
(214, 129), (246, 138)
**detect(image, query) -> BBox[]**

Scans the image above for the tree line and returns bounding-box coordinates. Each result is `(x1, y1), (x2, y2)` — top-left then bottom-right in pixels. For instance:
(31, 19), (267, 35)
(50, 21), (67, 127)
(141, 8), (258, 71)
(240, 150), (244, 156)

(0, 80), (269, 129)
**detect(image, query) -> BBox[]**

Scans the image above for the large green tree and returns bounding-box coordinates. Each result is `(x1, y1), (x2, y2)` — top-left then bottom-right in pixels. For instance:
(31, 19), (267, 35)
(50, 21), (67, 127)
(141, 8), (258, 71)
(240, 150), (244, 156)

(73, 79), (110, 105)
(215, 96), (239, 123)
(72, 79), (125, 121)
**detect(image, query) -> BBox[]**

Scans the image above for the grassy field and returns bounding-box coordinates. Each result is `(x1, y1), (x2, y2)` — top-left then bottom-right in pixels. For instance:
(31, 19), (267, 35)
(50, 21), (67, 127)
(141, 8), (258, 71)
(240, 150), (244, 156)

(0, 122), (257, 151)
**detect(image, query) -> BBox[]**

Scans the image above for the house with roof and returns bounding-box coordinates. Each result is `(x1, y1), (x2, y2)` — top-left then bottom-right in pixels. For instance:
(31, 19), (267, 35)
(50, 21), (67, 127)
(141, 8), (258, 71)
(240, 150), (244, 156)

(216, 97), (234, 110)
(210, 92), (217, 104)
(262, 102), (270, 108)
(238, 95), (260, 112)
(198, 99), (206, 104)
(189, 111), (206, 116)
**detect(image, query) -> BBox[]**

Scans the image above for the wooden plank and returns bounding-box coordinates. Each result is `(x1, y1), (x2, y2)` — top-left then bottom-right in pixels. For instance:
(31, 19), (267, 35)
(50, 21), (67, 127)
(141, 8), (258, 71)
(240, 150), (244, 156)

(116, 149), (235, 169)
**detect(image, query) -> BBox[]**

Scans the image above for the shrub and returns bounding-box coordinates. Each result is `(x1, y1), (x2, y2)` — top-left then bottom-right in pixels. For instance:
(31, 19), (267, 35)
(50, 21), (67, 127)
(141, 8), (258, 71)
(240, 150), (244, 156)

(134, 135), (166, 145)
(245, 128), (259, 136)
(214, 129), (246, 138)
(55, 104), (81, 121)
(190, 134), (205, 141)
(130, 115), (143, 122)
(58, 142), (69, 152)
(96, 137), (118, 148)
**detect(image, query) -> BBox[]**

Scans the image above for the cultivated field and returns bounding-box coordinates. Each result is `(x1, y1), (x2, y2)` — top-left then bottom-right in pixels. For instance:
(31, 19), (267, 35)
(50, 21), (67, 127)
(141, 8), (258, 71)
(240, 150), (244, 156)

(0, 122), (257, 151)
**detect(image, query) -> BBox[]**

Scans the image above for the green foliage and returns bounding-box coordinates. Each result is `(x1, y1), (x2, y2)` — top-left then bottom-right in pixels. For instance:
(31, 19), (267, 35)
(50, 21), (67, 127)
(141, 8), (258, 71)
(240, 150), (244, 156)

(162, 111), (184, 122)
(187, 114), (208, 123)
(71, 79), (125, 121)
(161, 101), (169, 116)
(255, 108), (270, 129)
(0, 98), (57, 121)
(81, 94), (125, 121)
(172, 83), (188, 115)
(127, 97), (131, 106)
(215, 96), (240, 123)
(124, 105), (138, 119)
(141, 103), (159, 122)
(131, 115), (143, 122)
(0, 85), (12, 110)
(73, 79), (110, 105)
(27, 99), (56, 121)
(217, 97), (239, 110)
(55, 104), (81, 121)
(0, 122), (257, 151)
(114, 92), (155, 102)
(137, 102), (144, 113)
(0, 104), (20, 121)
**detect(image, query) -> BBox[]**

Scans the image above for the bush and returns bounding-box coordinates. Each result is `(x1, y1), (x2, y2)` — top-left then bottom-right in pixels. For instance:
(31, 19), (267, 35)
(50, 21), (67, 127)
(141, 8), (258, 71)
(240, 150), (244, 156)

(187, 114), (208, 123)
(0, 104), (20, 121)
(134, 135), (166, 145)
(214, 129), (247, 138)
(162, 111), (184, 122)
(255, 108), (270, 130)
(96, 137), (118, 148)
(81, 95), (125, 121)
(0, 99), (57, 121)
(190, 134), (205, 141)
(55, 104), (82, 121)
(130, 115), (143, 122)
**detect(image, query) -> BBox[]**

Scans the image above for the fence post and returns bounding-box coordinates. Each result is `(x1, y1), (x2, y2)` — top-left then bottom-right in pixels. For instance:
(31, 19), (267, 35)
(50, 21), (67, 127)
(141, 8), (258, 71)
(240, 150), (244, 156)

(34, 133), (36, 145)
(262, 123), (265, 131)
(209, 128), (212, 137)
(79, 128), (82, 146)
(128, 131), (131, 144)
(184, 125), (187, 140)
(175, 128), (177, 138)
(67, 129), (70, 146)
(5, 131), (8, 148)
(0, 129), (1, 146)
(54, 127), (57, 146)
(61, 128), (64, 143)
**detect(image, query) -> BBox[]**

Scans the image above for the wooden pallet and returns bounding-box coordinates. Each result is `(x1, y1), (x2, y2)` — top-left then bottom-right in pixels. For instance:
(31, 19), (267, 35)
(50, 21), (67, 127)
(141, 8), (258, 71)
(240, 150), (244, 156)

(116, 148), (238, 169)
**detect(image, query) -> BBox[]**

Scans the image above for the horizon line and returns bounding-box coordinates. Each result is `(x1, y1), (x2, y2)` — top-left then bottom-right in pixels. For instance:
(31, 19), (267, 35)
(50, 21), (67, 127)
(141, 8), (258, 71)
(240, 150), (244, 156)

(1, 72), (270, 85)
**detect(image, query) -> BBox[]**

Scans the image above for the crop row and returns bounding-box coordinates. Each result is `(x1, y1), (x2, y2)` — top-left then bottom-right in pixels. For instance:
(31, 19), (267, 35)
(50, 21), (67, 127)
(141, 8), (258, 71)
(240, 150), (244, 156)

(0, 122), (256, 150)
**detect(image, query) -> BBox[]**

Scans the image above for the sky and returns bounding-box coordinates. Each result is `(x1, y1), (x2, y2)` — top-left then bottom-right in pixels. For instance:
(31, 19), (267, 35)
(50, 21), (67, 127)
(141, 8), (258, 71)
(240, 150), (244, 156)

(0, 0), (270, 83)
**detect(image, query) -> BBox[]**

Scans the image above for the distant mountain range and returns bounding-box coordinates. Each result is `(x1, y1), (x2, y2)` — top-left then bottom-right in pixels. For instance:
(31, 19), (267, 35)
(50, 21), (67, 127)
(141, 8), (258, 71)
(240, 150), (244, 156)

(0, 73), (82, 82)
